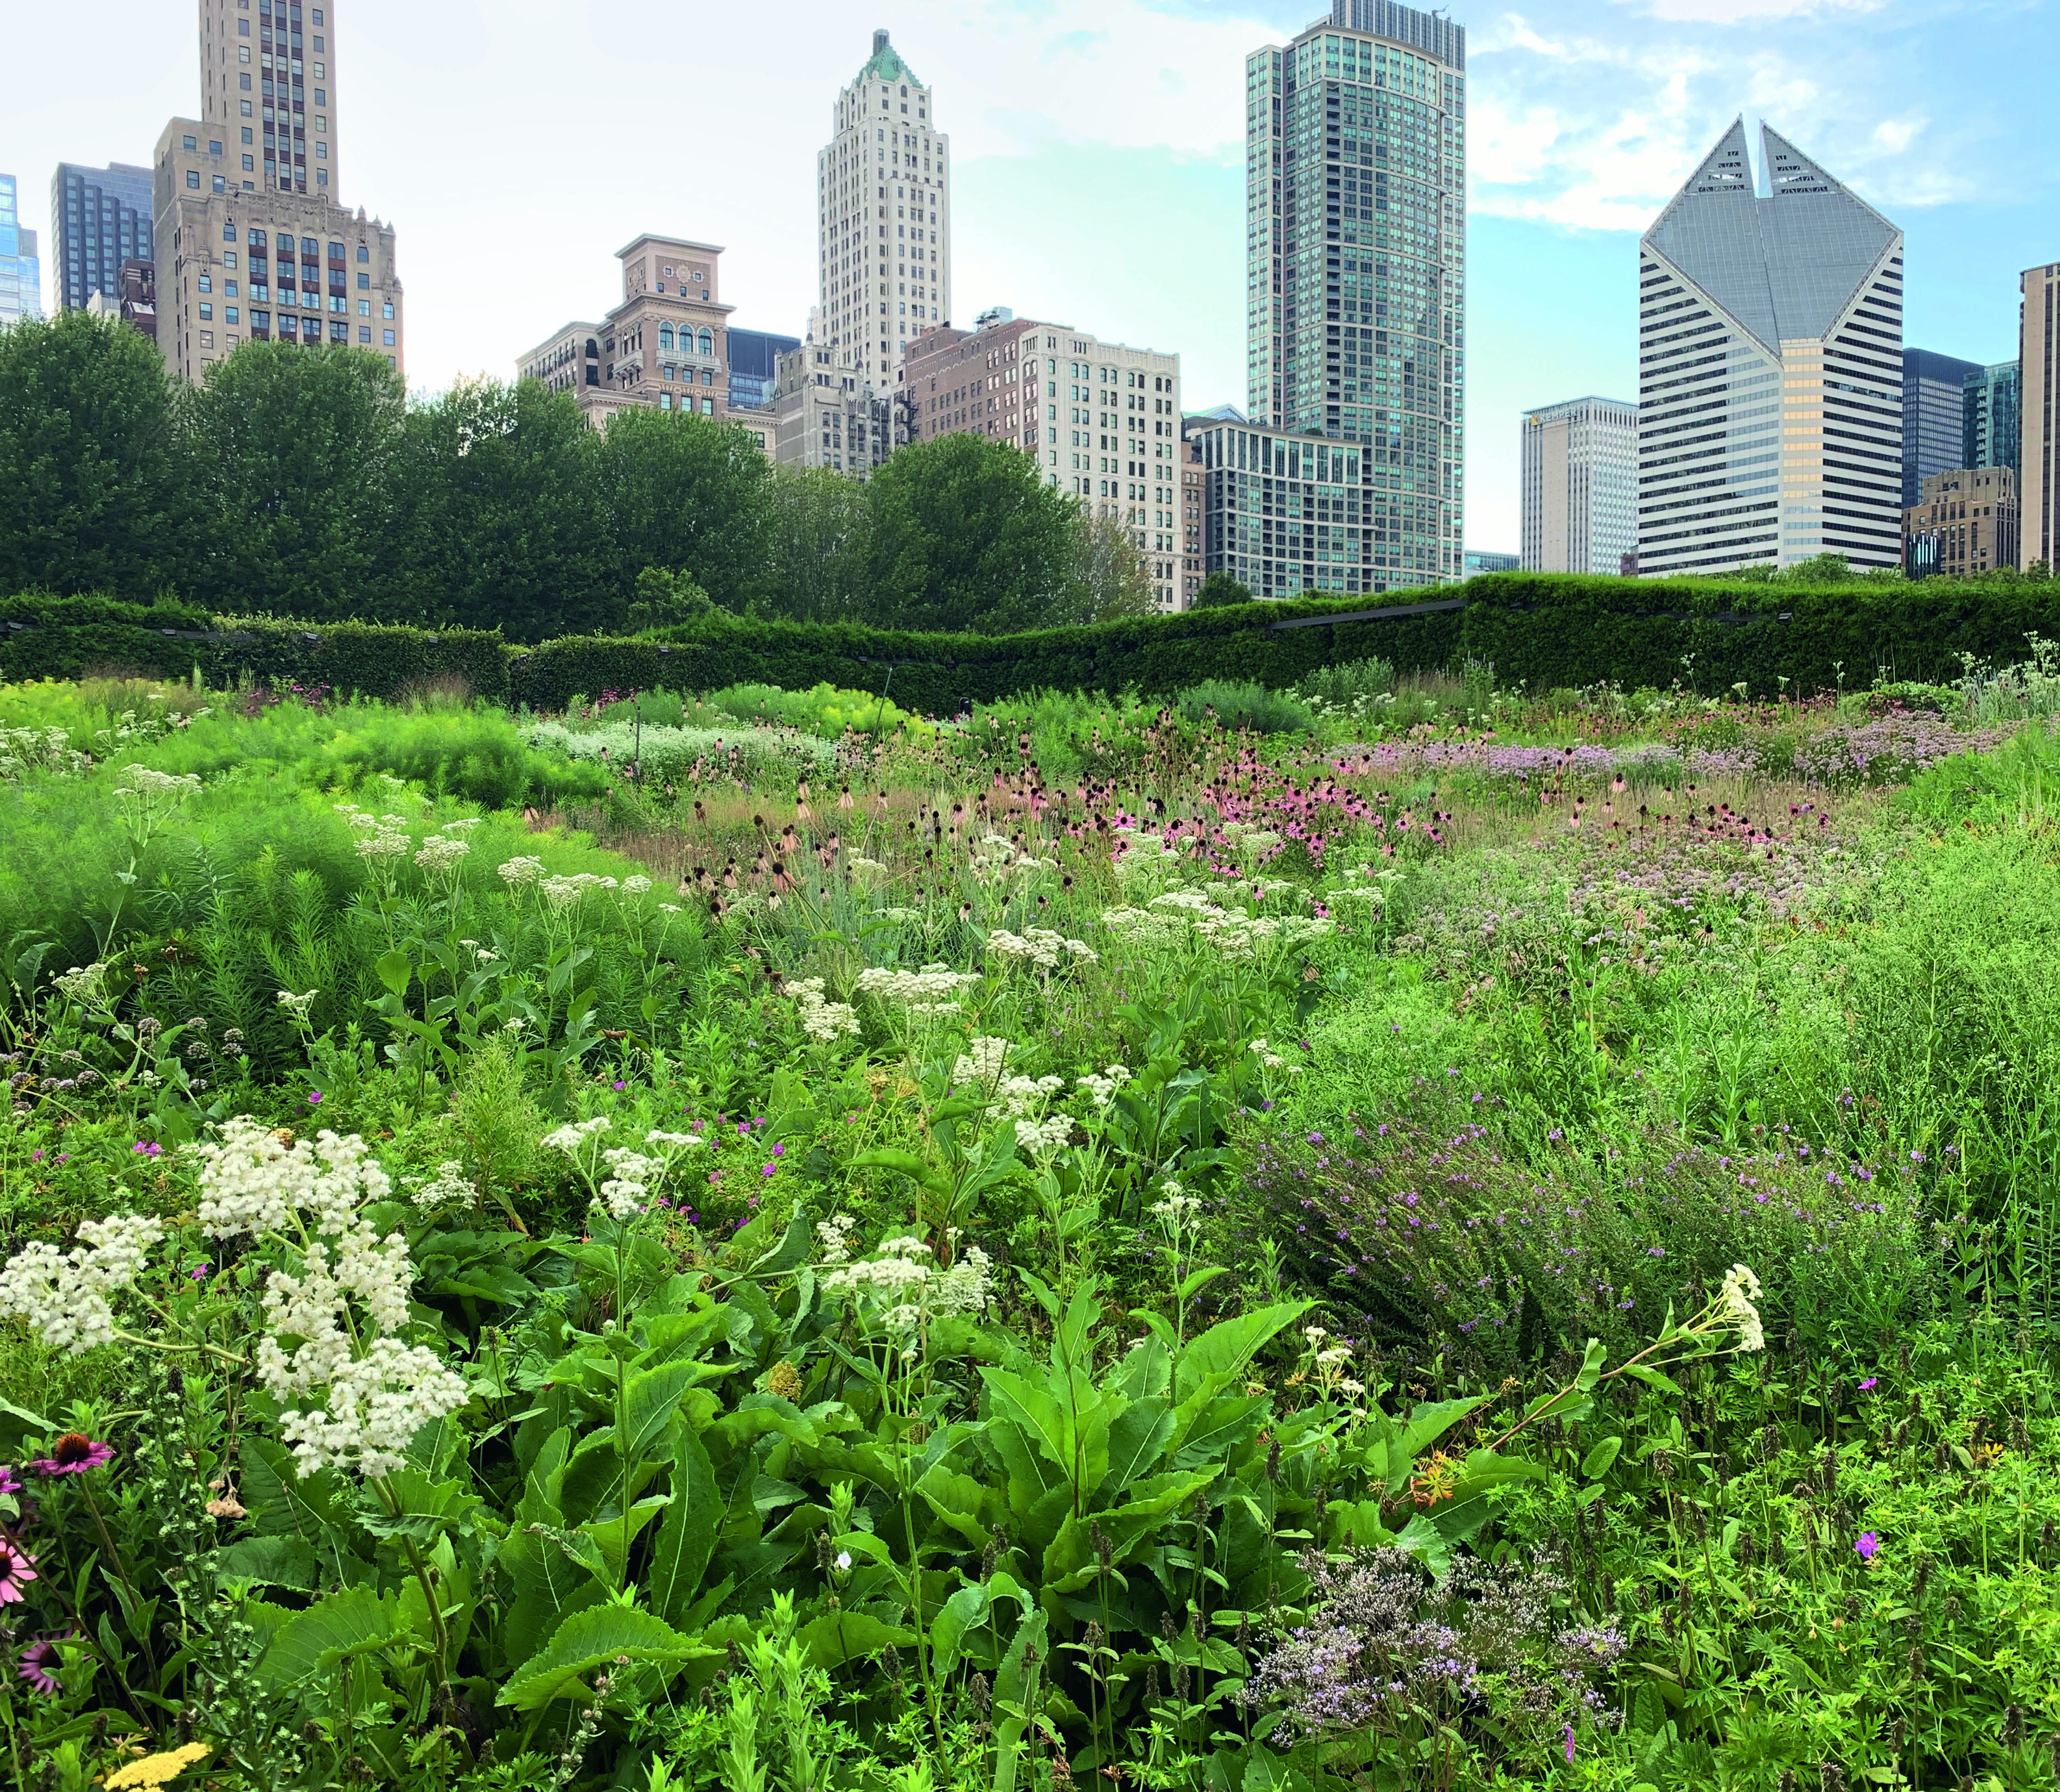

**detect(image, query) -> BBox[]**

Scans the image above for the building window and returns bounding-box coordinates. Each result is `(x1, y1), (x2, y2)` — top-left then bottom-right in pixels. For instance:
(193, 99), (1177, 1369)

(659, 323), (674, 351)
(183, 135), (197, 150)
(186, 170), (200, 188)
(243, 156), (255, 171)
(697, 329), (712, 355)
(701, 397), (714, 415)
(382, 302), (393, 319)
(227, 307), (239, 324)
(382, 328), (395, 346)
(358, 325), (370, 343)
(358, 298), (369, 315)
(199, 303), (213, 319)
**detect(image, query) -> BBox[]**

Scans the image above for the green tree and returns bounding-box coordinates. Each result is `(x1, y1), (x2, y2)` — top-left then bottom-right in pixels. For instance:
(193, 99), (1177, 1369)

(0, 309), (186, 596)
(392, 378), (610, 641)
(1194, 570), (1254, 608)
(627, 566), (713, 632)
(863, 434), (1081, 633)
(182, 343), (407, 619)
(1069, 507), (1156, 622)
(593, 406), (772, 615)
(761, 465), (872, 621)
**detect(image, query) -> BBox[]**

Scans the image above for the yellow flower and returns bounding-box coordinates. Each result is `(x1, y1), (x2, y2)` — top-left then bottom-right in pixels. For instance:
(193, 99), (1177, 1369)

(104, 1742), (211, 1788)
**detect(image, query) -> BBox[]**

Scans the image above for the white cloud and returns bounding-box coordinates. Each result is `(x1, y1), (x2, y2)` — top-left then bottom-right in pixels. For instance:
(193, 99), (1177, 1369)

(1638, 0), (1887, 20)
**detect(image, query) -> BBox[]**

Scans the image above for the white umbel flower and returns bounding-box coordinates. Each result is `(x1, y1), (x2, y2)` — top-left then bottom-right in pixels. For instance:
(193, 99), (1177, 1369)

(0, 1212), (164, 1355)
(1718, 1263), (1765, 1353)
(276, 1337), (469, 1479)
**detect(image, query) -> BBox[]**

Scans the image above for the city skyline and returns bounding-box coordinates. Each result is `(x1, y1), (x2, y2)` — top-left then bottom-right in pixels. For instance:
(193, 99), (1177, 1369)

(5, 0), (2052, 552)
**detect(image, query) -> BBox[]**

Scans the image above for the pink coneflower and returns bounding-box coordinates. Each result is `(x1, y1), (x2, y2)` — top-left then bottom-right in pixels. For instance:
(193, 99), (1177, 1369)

(31, 1433), (113, 1476)
(17, 1637), (60, 1694)
(0, 1537), (37, 1603)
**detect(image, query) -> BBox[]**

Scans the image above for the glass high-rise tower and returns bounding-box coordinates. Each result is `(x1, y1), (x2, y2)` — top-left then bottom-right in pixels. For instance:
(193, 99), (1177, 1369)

(1964, 362), (2021, 478)
(1636, 120), (1904, 576)
(1244, 0), (1465, 586)
(52, 163), (154, 314)
(0, 175), (40, 324)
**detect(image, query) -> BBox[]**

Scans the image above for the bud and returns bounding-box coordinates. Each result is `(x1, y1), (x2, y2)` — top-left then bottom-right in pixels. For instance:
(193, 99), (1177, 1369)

(884, 1643), (903, 1684)
(969, 1672), (991, 1717)
(1265, 1437), (1282, 1484)
(1173, 1660), (1190, 1703)
(727, 1638), (745, 1677)
(2003, 1705), (2024, 1750)
(1819, 1763), (1845, 1792)
(1235, 1613), (1252, 1655)
(816, 1532), (834, 1573)
(981, 1539), (998, 1584)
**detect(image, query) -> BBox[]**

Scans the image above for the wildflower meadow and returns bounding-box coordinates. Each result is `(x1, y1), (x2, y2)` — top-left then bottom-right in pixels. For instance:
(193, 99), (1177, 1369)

(1, 652), (2058, 1791)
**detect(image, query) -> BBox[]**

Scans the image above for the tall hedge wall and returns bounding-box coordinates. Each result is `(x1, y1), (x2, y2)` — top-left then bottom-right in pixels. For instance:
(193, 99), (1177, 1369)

(507, 595), (1466, 713)
(5, 575), (2057, 709)
(1464, 573), (2060, 694)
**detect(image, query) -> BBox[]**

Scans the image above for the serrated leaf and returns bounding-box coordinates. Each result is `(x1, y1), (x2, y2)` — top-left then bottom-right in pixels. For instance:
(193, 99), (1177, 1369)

(497, 1603), (711, 1709)
(257, 1585), (408, 1690)
(210, 1536), (320, 1591)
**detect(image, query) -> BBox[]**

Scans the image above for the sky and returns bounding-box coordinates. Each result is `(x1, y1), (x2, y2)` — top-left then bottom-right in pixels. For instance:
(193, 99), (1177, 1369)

(8, 0), (2056, 551)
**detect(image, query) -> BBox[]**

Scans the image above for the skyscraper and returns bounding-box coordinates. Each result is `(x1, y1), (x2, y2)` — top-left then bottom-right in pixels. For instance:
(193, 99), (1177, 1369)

(2020, 264), (2059, 571)
(1963, 361), (2020, 477)
(1520, 396), (1638, 574)
(51, 164), (154, 313)
(1636, 121), (1904, 576)
(152, 0), (402, 381)
(1246, 0), (1466, 586)
(815, 31), (951, 389)
(1902, 349), (1982, 508)
(0, 175), (39, 323)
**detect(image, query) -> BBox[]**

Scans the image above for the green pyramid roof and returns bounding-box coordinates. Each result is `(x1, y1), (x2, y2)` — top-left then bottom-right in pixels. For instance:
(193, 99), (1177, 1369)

(857, 30), (919, 87)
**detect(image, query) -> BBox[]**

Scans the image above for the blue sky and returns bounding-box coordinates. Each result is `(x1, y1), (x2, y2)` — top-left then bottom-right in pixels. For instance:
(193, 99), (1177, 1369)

(11, 0), (2056, 549)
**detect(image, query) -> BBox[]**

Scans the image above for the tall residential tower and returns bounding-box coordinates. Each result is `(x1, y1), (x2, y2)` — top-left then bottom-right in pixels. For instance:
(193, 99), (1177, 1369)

(1636, 121), (1903, 576)
(1520, 396), (1638, 574)
(1244, 0), (1466, 588)
(815, 30), (950, 390)
(2021, 263), (2060, 571)
(153, 0), (402, 381)
(1964, 361), (2020, 477)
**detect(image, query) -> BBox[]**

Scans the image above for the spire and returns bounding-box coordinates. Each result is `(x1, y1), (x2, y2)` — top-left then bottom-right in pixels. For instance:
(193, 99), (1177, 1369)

(858, 29), (917, 85)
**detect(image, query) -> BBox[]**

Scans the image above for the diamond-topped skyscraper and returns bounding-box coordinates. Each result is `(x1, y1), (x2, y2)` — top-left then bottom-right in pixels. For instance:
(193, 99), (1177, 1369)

(815, 30), (951, 390)
(1636, 120), (1904, 575)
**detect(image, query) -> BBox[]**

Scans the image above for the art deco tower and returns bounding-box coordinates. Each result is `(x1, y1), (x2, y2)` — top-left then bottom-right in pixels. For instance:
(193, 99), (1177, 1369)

(1636, 121), (1904, 575)
(815, 30), (951, 389)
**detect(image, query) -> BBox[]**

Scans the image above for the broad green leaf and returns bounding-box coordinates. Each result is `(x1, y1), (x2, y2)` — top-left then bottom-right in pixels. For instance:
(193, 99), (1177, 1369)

(239, 1437), (346, 1540)
(210, 1536), (320, 1591)
(646, 1416), (718, 1629)
(744, 1202), (816, 1279)
(625, 1360), (707, 1461)
(355, 1471), (482, 1542)
(257, 1585), (408, 1690)
(917, 1465), (993, 1545)
(798, 1609), (914, 1670)
(497, 1602), (710, 1709)
(374, 950), (412, 999)
(930, 1583), (989, 1679)
(1581, 1434), (1625, 1480)
(582, 1495), (672, 1584)
(497, 1526), (608, 1670)
(1174, 1300), (1312, 1398)
(1623, 1363), (1686, 1397)
(1099, 1399), (1175, 1500)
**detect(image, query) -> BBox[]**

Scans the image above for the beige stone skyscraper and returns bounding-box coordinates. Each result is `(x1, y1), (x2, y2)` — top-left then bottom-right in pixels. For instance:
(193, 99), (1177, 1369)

(153, 0), (402, 382)
(815, 31), (951, 390)
(2021, 262), (2060, 571)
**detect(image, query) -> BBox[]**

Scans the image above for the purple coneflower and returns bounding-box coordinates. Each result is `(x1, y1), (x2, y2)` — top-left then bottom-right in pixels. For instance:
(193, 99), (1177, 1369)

(16, 1637), (59, 1695)
(0, 1537), (37, 1603)
(31, 1433), (114, 1476)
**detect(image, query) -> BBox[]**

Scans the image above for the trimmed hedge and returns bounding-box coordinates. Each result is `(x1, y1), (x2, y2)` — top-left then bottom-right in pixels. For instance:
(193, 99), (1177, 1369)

(0, 595), (509, 701)
(7, 574), (2059, 710)
(507, 596), (1466, 713)
(1465, 573), (2060, 695)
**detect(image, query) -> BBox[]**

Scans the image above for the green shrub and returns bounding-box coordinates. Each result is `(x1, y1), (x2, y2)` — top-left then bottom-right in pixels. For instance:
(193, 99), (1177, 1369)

(1173, 678), (1315, 734)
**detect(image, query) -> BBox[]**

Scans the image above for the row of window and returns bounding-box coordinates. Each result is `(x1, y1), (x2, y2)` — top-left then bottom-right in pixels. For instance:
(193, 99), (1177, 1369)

(658, 394), (716, 414)
(657, 323), (712, 355)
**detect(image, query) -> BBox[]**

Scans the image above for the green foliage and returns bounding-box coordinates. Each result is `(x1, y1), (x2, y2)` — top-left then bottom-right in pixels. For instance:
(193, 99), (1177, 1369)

(595, 406), (771, 617)
(704, 682), (932, 740)
(629, 568), (715, 634)
(1194, 571), (1254, 608)
(758, 465), (872, 624)
(0, 310), (186, 599)
(182, 343), (409, 618)
(863, 433), (1083, 633)
(1172, 679), (1315, 735)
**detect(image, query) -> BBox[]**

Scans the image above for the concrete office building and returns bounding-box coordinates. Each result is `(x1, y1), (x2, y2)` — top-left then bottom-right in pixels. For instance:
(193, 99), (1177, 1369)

(904, 311), (1186, 610)
(0, 175), (38, 323)
(816, 31), (950, 390)
(773, 343), (896, 477)
(1246, 0), (1467, 588)
(1905, 465), (2018, 577)
(1636, 120), (1904, 576)
(153, 0), (403, 381)
(51, 164), (153, 314)
(1520, 396), (1637, 573)
(518, 238), (738, 430)
(1902, 348), (1982, 507)
(1181, 435), (1205, 607)
(1964, 361), (2020, 477)
(2021, 264), (2060, 571)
